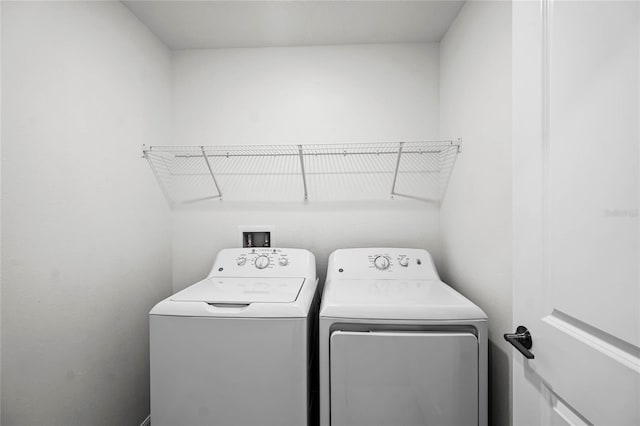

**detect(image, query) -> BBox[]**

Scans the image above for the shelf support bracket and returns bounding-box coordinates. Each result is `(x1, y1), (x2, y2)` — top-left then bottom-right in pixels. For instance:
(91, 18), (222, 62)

(200, 146), (222, 199)
(143, 149), (175, 207)
(298, 145), (309, 200)
(390, 142), (404, 197)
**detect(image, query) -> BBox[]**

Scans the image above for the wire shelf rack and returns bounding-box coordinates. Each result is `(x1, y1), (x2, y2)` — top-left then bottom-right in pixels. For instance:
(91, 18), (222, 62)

(142, 140), (460, 205)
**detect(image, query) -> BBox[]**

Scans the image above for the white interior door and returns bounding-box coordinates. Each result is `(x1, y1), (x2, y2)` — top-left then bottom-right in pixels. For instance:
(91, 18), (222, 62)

(513, 1), (639, 425)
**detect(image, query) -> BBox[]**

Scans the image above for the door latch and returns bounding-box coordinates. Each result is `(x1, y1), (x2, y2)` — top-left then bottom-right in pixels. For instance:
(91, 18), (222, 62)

(504, 326), (535, 359)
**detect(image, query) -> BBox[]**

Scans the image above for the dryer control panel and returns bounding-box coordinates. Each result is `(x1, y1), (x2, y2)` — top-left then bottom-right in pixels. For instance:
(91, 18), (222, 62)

(327, 248), (440, 280)
(208, 248), (316, 279)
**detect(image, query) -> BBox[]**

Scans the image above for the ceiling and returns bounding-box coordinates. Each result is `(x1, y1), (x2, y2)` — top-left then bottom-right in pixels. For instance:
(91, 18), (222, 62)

(123, 1), (465, 50)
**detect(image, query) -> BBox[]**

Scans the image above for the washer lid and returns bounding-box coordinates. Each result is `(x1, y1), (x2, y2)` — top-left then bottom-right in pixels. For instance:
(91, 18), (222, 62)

(171, 277), (305, 304)
(319, 279), (487, 321)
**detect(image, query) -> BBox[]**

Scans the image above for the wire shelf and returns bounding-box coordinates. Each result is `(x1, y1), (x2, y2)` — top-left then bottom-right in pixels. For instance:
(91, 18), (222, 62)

(143, 140), (460, 205)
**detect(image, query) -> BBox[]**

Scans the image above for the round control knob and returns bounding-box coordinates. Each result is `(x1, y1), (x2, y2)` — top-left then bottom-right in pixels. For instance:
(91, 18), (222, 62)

(374, 256), (390, 270)
(399, 257), (409, 267)
(237, 257), (247, 266)
(254, 255), (270, 269)
(279, 258), (288, 266)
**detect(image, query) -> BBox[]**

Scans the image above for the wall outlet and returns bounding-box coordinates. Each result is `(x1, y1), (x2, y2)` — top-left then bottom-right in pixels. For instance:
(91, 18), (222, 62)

(239, 226), (275, 248)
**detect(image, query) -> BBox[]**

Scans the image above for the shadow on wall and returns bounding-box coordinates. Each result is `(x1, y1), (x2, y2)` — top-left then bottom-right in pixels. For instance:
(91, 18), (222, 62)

(488, 339), (511, 426)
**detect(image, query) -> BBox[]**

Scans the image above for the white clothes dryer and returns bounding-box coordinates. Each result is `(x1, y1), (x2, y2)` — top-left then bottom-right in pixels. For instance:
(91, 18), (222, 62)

(150, 248), (318, 426)
(319, 248), (487, 426)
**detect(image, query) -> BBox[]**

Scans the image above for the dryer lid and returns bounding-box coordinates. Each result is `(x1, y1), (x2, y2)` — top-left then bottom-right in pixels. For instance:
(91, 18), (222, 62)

(171, 277), (305, 304)
(319, 279), (487, 320)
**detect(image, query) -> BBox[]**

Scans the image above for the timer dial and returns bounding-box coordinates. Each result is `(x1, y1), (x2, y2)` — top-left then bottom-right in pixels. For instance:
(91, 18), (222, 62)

(254, 255), (270, 269)
(373, 256), (390, 270)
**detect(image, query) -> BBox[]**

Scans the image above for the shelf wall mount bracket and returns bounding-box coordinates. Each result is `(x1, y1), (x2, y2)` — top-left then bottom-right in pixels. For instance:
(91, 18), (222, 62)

(200, 146), (223, 200)
(390, 141), (405, 199)
(298, 145), (309, 201)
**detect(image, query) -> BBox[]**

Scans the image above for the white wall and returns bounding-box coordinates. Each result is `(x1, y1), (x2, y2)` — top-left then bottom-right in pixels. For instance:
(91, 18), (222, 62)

(1, 2), (172, 425)
(0, 2), (3, 419)
(439, 2), (512, 425)
(171, 44), (441, 290)
(174, 44), (440, 145)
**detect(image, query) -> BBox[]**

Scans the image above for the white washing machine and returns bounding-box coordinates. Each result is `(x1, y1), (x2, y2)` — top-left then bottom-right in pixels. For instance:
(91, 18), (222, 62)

(319, 248), (487, 426)
(150, 248), (318, 426)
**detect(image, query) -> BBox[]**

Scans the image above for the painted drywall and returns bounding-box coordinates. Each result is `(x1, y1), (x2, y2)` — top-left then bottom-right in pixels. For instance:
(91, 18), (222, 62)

(1, 2), (172, 425)
(438, 2), (513, 425)
(0, 2), (3, 420)
(171, 43), (441, 290)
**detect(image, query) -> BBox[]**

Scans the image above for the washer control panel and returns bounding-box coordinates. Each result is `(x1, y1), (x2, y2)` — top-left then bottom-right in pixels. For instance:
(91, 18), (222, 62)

(210, 248), (314, 278)
(329, 248), (438, 280)
(234, 248), (291, 270)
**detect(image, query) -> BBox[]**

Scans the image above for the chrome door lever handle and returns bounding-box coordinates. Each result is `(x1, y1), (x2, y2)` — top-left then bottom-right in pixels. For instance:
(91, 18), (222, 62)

(504, 326), (535, 359)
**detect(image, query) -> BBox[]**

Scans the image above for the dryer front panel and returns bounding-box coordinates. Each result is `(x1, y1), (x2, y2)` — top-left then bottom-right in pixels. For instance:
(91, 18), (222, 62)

(330, 330), (478, 426)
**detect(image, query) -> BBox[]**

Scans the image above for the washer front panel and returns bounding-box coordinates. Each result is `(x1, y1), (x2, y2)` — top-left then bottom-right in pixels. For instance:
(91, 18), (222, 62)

(151, 315), (308, 426)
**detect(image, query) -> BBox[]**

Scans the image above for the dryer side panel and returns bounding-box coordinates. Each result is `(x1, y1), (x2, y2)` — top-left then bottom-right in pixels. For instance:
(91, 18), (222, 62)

(330, 331), (478, 426)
